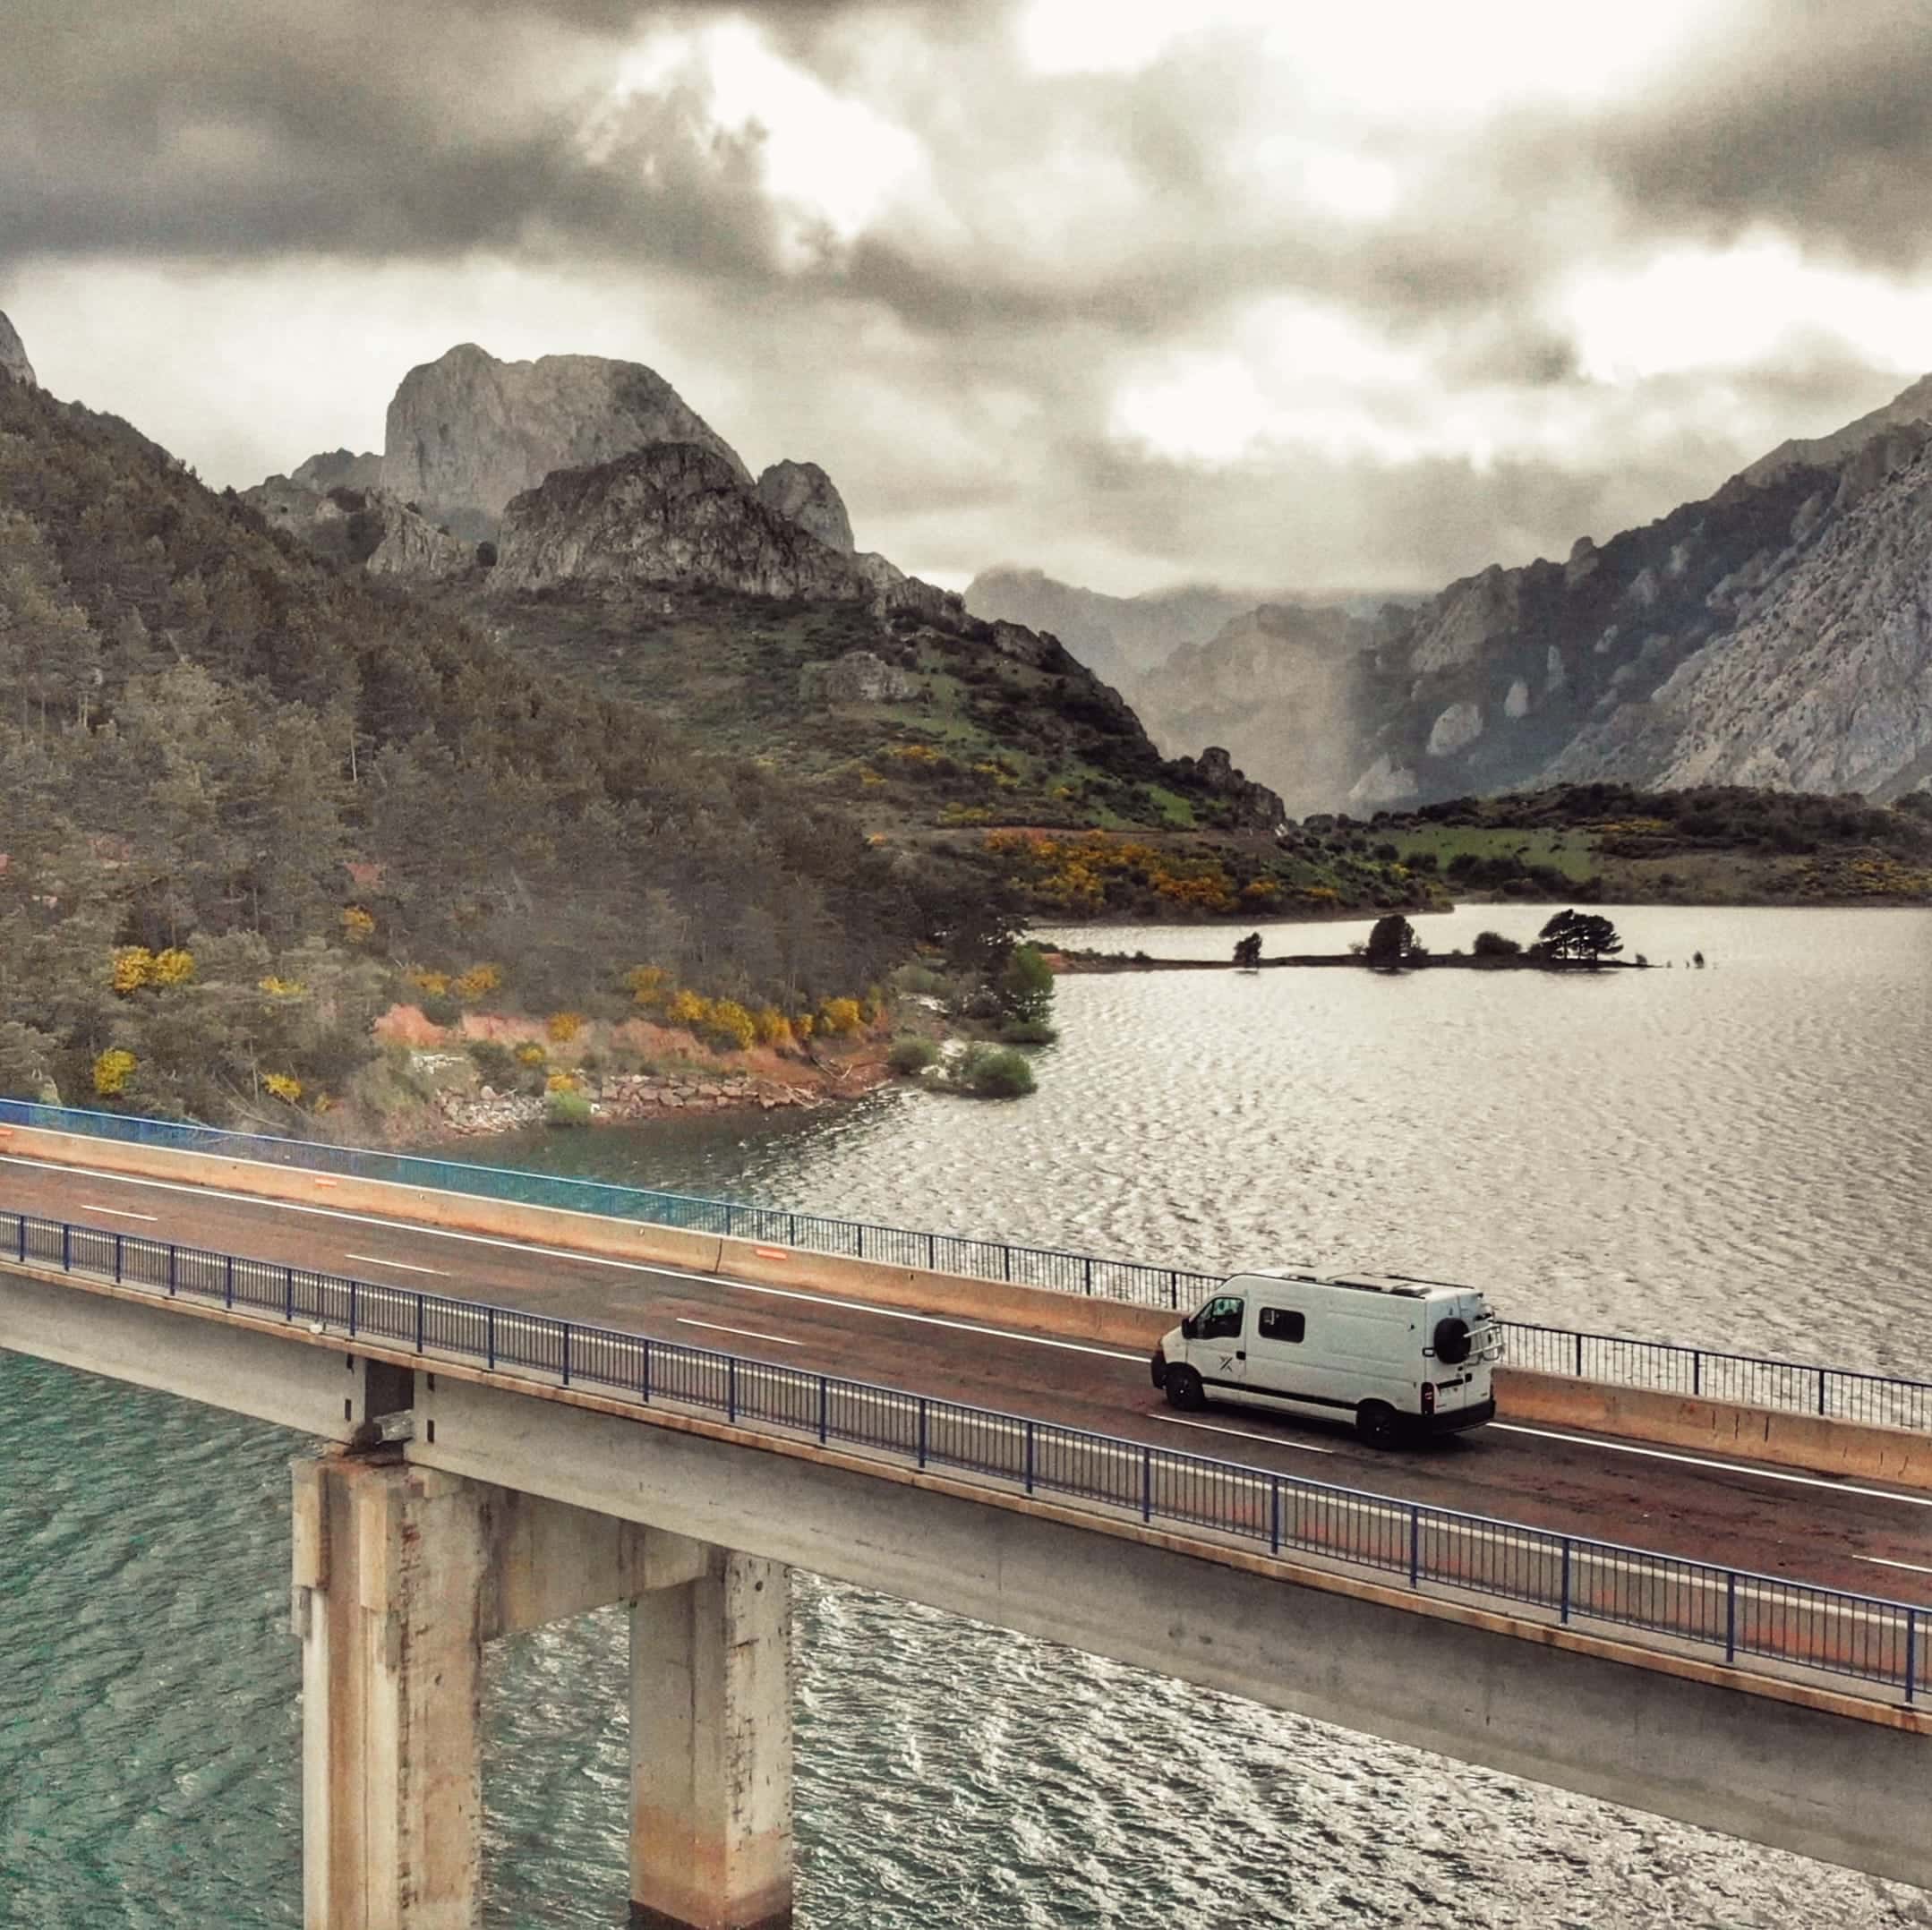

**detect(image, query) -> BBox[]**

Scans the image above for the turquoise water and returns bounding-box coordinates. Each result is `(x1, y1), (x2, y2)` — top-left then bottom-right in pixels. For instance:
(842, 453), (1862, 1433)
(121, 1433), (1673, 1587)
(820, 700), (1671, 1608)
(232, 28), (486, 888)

(4, 904), (1930, 1926)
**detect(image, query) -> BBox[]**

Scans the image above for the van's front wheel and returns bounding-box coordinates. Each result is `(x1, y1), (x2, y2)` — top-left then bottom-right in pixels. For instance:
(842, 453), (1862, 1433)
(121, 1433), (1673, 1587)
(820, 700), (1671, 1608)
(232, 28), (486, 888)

(1164, 1366), (1205, 1412)
(1355, 1400), (1403, 1448)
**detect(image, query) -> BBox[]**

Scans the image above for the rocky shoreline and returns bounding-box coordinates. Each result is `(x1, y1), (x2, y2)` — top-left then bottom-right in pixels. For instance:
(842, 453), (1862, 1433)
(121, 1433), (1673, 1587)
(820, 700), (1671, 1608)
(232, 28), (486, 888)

(430, 1067), (849, 1139)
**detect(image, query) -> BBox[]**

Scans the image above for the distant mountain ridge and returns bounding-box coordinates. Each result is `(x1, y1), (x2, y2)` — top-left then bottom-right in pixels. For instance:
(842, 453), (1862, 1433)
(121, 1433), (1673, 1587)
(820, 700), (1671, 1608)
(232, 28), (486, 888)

(1320, 375), (1932, 809)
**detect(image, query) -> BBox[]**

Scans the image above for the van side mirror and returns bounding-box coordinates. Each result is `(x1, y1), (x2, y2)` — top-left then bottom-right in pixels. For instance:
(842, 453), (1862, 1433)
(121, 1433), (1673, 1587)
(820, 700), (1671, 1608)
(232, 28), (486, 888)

(1180, 1316), (1198, 1340)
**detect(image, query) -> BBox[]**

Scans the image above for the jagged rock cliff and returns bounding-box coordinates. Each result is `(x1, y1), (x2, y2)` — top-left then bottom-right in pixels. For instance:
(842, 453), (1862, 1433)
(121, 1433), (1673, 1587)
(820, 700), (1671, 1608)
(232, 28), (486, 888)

(1559, 439), (1932, 796)
(380, 344), (748, 538)
(1232, 372), (1932, 811)
(244, 476), (474, 580)
(756, 459), (854, 552)
(493, 444), (869, 602)
(0, 312), (35, 387)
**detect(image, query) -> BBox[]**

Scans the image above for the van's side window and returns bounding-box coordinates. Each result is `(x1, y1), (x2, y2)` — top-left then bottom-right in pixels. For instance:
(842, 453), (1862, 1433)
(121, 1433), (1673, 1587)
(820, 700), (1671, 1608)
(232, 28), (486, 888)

(1196, 1296), (1244, 1339)
(1259, 1308), (1305, 1344)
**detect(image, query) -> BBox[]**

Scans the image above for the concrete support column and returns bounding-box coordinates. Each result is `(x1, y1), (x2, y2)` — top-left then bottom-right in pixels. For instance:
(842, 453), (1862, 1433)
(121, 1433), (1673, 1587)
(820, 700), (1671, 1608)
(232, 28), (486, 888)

(630, 1555), (794, 1930)
(292, 1453), (491, 1930)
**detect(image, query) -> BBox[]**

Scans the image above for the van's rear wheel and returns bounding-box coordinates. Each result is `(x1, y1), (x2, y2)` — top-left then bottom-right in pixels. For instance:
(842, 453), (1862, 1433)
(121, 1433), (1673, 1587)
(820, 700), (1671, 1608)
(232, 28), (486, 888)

(1164, 1366), (1205, 1412)
(1355, 1400), (1402, 1448)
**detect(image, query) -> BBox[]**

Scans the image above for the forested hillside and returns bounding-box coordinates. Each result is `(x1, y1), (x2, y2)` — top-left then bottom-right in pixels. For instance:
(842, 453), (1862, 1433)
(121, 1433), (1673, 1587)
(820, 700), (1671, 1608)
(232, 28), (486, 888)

(0, 379), (945, 1121)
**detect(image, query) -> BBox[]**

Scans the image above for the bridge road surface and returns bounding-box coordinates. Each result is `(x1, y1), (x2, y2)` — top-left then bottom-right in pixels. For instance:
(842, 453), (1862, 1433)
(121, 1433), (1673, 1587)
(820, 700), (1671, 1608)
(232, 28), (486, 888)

(5, 1152), (1931, 1608)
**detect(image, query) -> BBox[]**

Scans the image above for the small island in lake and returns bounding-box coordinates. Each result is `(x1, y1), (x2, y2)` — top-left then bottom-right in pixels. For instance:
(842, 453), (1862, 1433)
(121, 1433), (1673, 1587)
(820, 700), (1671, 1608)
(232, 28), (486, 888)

(1055, 909), (1647, 975)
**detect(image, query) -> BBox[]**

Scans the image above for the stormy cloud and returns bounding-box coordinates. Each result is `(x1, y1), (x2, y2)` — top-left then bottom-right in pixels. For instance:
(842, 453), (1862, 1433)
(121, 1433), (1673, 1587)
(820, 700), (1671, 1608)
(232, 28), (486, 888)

(5, 0), (1931, 595)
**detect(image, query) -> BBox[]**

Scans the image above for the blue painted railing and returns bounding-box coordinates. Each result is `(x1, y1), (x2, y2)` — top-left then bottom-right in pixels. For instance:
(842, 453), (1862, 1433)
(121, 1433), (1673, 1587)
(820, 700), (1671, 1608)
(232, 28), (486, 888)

(4, 1099), (1929, 1433)
(0, 1200), (1919, 1706)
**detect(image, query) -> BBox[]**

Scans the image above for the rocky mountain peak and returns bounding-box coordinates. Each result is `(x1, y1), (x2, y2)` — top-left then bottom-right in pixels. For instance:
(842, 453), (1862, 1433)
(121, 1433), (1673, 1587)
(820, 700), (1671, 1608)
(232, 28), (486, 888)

(0, 312), (36, 388)
(290, 448), (382, 493)
(492, 442), (868, 602)
(755, 459), (855, 552)
(380, 344), (749, 539)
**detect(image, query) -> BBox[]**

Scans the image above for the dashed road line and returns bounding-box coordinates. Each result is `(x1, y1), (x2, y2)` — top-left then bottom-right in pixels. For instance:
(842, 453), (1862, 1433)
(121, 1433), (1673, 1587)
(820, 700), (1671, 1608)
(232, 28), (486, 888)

(676, 1318), (802, 1348)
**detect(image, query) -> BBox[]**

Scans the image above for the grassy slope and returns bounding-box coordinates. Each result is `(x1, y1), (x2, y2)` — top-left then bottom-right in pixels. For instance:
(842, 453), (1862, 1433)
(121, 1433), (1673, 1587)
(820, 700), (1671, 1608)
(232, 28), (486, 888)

(454, 581), (1440, 921)
(1370, 785), (1932, 904)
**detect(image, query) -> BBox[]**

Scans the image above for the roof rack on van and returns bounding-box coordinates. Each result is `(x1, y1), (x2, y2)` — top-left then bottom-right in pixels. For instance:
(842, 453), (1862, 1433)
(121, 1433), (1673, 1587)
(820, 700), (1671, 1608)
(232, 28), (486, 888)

(1243, 1266), (1323, 1283)
(1320, 1273), (1435, 1299)
(1385, 1269), (1483, 1294)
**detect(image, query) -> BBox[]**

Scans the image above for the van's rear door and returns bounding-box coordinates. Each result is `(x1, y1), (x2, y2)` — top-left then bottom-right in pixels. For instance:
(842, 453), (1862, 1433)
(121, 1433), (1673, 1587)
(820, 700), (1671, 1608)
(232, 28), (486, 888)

(1428, 1292), (1494, 1412)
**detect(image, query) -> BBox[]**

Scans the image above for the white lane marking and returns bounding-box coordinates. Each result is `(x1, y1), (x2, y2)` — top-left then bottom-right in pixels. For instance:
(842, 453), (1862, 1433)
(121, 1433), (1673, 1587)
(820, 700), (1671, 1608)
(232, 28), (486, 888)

(78, 1204), (159, 1222)
(1490, 1422), (1932, 1510)
(1154, 1414), (1334, 1455)
(677, 1318), (801, 1348)
(14, 1155), (1928, 1513)
(344, 1252), (448, 1277)
(725, 1277), (1145, 1361)
(1856, 1554), (1932, 1577)
(0, 1156), (1147, 1362)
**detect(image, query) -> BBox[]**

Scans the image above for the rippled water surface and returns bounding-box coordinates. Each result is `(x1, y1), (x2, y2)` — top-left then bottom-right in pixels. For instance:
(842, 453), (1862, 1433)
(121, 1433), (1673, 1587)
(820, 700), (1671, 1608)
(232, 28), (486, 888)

(4, 905), (1931, 1927)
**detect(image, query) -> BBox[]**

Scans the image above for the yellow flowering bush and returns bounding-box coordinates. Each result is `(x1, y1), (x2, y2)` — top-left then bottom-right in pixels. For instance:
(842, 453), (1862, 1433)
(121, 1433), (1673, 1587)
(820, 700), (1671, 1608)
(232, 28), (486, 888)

(624, 965), (671, 1010)
(817, 997), (864, 1037)
(453, 963), (502, 1002)
(513, 1042), (546, 1067)
(151, 947), (195, 986)
(667, 988), (710, 1026)
(407, 968), (450, 995)
(707, 999), (757, 1051)
(92, 1048), (137, 1097)
(752, 1007), (792, 1048)
(111, 947), (152, 994)
(263, 1072), (303, 1104)
(546, 1071), (579, 1093)
(341, 906), (376, 943)
(258, 976), (308, 997)
(546, 1011), (586, 1043)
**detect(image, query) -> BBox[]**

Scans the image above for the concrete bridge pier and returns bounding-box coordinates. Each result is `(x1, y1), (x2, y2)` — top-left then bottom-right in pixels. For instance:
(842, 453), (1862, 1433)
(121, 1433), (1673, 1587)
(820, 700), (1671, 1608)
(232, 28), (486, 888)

(291, 1451), (790, 1930)
(629, 1555), (793, 1930)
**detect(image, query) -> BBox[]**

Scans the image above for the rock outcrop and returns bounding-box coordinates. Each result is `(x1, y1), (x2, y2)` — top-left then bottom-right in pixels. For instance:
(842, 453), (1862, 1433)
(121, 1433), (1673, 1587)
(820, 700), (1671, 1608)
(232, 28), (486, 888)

(799, 650), (916, 705)
(290, 448), (382, 492)
(756, 459), (854, 552)
(380, 344), (748, 538)
(492, 444), (869, 602)
(0, 312), (35, 387)
(243, 477), (473, 581)
(1165, 745), (1286, 831)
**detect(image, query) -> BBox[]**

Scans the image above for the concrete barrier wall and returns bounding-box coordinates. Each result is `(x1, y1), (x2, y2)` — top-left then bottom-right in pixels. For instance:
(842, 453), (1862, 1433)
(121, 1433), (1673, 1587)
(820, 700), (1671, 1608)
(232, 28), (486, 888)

(1498, 1368), (1932, 1491)
(8, 1123), (1928, 1485)
(0, 1123), (1177, 1351)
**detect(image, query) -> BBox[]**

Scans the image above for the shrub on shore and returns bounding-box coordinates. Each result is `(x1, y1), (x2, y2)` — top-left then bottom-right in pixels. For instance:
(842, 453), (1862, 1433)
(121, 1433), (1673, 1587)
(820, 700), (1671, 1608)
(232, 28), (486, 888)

(887, 1037), (939, 1075)
(953, 1044), (1036, 1098)
(545, 1090), (593, 1128)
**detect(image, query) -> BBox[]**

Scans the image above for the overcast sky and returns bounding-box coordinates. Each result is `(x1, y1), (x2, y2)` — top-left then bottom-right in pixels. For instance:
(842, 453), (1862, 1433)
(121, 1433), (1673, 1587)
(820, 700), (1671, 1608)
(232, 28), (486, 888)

(6, 0), (1932, 595)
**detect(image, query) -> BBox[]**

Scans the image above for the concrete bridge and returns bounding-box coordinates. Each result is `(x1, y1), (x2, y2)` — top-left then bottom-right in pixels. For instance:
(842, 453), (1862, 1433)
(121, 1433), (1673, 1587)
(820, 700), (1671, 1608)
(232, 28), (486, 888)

(2, 1115), (1929, 1927)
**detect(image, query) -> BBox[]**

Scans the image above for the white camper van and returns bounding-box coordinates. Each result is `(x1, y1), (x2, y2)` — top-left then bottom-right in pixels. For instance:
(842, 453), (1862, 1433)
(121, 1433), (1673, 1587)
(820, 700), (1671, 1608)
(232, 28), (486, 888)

(1150, 1269), (1501, 1446)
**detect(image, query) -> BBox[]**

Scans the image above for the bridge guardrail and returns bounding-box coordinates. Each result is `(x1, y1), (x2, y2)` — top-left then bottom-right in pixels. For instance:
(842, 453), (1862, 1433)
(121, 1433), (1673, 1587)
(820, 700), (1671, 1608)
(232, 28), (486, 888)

(3, 1099), (1928, 1435)
(0, 1202), (1920, 1708)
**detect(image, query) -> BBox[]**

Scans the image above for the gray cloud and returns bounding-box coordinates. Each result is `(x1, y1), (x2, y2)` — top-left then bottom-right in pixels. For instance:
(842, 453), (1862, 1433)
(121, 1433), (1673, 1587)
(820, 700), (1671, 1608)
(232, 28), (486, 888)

(1572, 0), (1932, 269)
(6, 0), (1931, 601)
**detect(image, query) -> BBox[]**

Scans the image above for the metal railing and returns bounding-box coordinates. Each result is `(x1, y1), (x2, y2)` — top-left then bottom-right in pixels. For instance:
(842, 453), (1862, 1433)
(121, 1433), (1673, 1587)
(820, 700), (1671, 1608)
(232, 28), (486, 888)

(0, 1201), (1920, 1708)
(4, 1099), (1930, 1434)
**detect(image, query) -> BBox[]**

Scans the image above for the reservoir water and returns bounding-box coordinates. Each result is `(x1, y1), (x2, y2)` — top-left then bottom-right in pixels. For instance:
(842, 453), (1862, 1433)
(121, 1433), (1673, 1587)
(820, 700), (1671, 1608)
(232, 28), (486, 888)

(4, 904), (1930, 1926)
